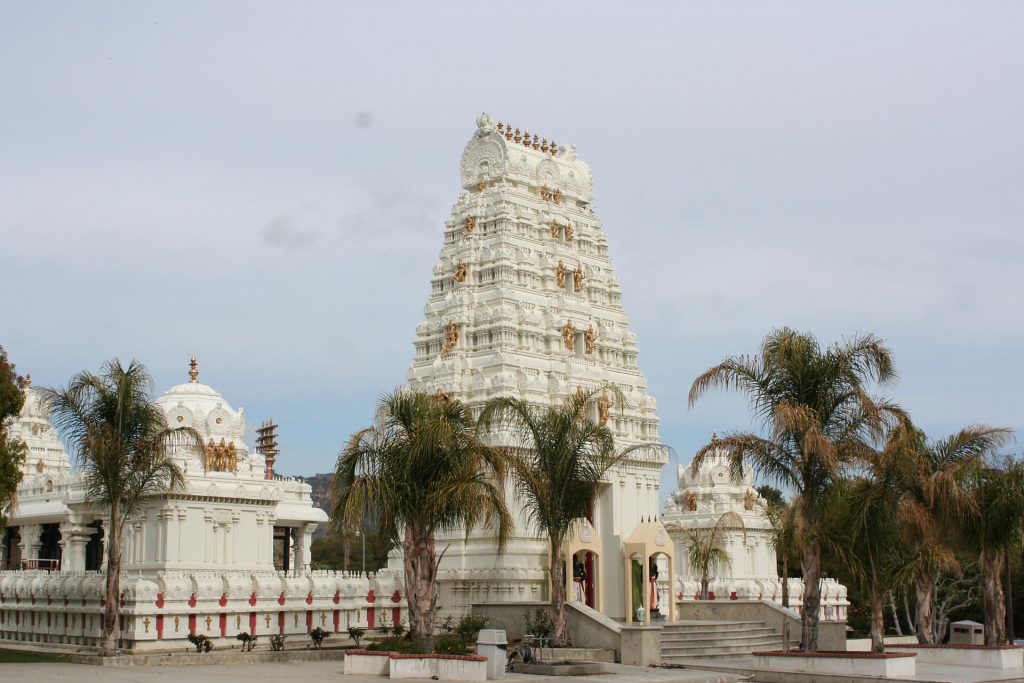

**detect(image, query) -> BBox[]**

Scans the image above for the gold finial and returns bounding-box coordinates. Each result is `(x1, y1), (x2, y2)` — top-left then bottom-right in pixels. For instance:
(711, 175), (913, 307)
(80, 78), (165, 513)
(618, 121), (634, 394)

(188, 355), (199, 383)
(497, 121), (504, 134)
(513, 128), (522, 143)
(532, 136), (540, 150)
(711, 430), (718, 443)
(505, 125), (513, 141)
(550, 139), (558, 156)
(523, 130), (530, 147)
(23, 373), (31, 389)
(540, 138), (549, 153)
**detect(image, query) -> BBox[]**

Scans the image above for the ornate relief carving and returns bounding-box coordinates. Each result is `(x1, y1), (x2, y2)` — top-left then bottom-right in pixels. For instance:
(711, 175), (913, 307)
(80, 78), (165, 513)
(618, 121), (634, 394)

(556, 261), (566, 289)
(585, 325), (596, 355)
(550, 220), (559, 238)
(540, 186), (551, 201)
(684, 491), (698, 511)
(574, 265), (584, 292)
(565, 224), (574, 241)
(204, 438), (238, 473)
(743, 489), (755, 511)
(597, 392), (612, 426)
(452, 261), (467, 283)
(464, 216), (476, 237)
(432, 389), (453, 406)
(442, 321), (459, 352)
(562, 320), (576, 351)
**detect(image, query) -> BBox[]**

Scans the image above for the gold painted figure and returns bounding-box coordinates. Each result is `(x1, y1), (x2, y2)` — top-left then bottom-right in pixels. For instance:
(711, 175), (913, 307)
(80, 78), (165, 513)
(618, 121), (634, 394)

(562, 319), (576, 351)
(464, 215), (476, 237)
(565, 224), (574, 241)
(452, 261), (467, 283)
(585, 324), (596, 354)
(556, 261), (567, 288)
(574, 265), (584, 292)
(442, 321), (459, 352)
(204, 437), (238, 473)
(550, 220), (560, 238)
(597, 392), (612, 426)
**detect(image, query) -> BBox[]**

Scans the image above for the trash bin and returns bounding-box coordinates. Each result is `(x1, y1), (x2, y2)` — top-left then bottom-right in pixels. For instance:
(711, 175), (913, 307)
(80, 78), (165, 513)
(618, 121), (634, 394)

(476, 629), (508, 680)
(949, 619), (984, 645)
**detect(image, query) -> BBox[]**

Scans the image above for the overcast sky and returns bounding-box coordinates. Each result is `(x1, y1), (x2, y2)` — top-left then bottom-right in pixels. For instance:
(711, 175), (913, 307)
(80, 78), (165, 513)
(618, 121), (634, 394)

(2, 2), (1022, 501)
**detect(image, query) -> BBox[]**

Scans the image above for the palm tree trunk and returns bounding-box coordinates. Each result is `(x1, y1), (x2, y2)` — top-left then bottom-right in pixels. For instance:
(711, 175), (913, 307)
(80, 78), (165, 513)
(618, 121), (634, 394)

(915, 574), (936, 644)
(781, 557), (789, 608)
(981, 549), (1006, 645)
(550, 543), (568, 645)
(701, 573), (709, 601)
(403, 527), (437, 651)
(101, 503), (121, 656)
(870, 588), (885, 653)
(800, 537), (822, 652)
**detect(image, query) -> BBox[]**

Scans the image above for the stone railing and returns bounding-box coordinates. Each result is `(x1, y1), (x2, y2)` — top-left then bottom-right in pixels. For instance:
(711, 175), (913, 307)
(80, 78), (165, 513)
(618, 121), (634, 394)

(0, 568), (406, 652)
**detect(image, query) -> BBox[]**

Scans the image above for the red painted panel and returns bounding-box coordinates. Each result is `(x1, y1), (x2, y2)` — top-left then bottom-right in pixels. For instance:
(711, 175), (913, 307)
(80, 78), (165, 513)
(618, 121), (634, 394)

(188, 613), (196, 636)
(367, 607), (375, 630)
(219, 613), (226, 637)
(156, 614), (164, 640)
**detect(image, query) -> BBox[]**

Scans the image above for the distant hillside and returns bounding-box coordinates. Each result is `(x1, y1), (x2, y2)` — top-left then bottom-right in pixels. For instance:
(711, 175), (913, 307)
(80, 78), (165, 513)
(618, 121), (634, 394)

(295, 472), (333, 536)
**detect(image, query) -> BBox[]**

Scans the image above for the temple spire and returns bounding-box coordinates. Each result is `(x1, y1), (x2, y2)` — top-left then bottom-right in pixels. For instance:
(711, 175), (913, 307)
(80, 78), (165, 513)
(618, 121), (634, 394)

(188, 355), (199, 383)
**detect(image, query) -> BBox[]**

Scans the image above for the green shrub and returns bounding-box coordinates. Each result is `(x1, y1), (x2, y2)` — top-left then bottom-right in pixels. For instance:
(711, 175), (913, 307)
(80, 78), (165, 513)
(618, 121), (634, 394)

(310, 627), (330, 649)
(367, 636), (424, 654)
(433, 633), (470, 655)
(523, 609), (553, 640)
(269, 634), (287, 651)
(455, 613), (489, 642)
(187, 633), (213, 653)
(347, 626), (366, 647)
(235, 632), (258, 652)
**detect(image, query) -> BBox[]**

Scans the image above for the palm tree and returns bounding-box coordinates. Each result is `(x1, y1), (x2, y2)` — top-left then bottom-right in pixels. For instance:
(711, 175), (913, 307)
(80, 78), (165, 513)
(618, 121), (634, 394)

(688, 328), (902, 651)
(478, 387), (654, 646)
(332, 389), (512, 651)
(683, 516), (733, 601)
(889, 425), (1011, 644)
(43, 360), (195, 655)
(959, 456), (1024, 645)
(763, 499), (798, 608)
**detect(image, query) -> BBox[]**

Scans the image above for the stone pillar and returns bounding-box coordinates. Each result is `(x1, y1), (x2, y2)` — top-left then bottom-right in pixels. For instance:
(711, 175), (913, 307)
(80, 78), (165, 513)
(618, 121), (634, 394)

(18, 524), (42, 566)
(59, 523), (93, 572)
(0, 530), (8, 569)
(291, 527), (303, 575)
(97, 518), (110, 572)
(299, 523), (317, 573)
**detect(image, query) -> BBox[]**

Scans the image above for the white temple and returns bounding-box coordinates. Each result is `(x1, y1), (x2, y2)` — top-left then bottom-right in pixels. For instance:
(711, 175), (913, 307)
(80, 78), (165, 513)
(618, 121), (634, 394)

(663, 440), (848, 620)
(399, 114), (668, 620)
(0, 362), (404, 650)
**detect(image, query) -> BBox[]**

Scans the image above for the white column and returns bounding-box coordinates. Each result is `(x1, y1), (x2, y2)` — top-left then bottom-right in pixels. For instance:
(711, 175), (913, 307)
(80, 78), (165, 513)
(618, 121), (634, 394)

(59, 522), (92, 572)
(19, 524), (42, 565)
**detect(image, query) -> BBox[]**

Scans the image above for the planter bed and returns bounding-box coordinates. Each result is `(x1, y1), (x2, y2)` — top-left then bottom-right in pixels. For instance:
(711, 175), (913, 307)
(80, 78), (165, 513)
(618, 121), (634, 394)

(888, 644), (1023, 669)
(343, 650), (487, 681)
(752, 650), (916, 679)
(533, 647), (615, 663)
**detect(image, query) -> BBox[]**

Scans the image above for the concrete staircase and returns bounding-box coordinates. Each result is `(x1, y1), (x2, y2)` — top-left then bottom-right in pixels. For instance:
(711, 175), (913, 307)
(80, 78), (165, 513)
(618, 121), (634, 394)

(660, 620), (799, 663)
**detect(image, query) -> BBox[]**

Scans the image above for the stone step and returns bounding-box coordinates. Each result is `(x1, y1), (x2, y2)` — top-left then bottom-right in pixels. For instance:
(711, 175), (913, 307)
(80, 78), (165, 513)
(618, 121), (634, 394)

(662, 635), (789, 653)
(660, 621), (764, 634)
(662, 634), (785, 649)
(661, 640), (799, 661)
(661, 627), (777, 643)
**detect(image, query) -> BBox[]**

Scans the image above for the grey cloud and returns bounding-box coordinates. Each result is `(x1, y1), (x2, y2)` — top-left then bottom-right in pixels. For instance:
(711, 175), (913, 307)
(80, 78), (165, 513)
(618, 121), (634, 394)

(261, 216), (321, 250)
(354, 111), (374, 128)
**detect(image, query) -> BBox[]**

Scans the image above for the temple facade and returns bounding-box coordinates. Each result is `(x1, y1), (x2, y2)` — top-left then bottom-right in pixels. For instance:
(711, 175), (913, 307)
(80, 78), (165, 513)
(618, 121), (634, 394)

(0, 362), (404, 651)
(400, 114), (667, 620)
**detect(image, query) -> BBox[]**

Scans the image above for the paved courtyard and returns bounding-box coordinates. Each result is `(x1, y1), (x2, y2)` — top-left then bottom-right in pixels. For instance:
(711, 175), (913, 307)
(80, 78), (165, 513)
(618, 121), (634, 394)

(0, 660), (745, 683)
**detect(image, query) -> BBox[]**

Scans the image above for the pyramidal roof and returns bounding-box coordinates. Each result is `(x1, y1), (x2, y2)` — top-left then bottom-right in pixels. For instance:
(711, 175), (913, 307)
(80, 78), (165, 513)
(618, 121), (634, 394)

(406, 114), (662, 459)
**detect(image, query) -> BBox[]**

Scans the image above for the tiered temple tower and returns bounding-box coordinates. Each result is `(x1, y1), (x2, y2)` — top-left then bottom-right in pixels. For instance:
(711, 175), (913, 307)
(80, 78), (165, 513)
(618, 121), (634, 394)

(403, 114), (666, 619)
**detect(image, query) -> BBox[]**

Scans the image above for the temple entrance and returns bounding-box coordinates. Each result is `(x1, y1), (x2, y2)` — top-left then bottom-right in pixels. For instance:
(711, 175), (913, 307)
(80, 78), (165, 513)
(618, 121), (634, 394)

(39, 524), (62, 571)
(85, 521), (104, 571)
(273, 526), (292, 572)
(623, 520), (675, 624)
(2, 528), (20, 570)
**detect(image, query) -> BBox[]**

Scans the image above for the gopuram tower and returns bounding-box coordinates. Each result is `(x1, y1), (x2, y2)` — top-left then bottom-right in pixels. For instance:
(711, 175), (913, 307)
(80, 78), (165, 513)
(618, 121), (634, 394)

(403, 114), (666, 619)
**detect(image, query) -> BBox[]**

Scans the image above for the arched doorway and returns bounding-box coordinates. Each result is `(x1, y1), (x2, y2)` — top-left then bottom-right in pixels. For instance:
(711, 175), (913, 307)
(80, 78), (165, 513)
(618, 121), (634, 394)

(85, 521), (104, 571)
(39, 524), (62, 570)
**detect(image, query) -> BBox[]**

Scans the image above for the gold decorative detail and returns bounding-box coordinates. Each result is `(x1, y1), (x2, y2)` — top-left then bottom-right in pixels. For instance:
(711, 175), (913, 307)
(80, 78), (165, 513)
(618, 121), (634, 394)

(175, 616), (180, 631)
(711, 430), (718, 444)
(204, 438), (238, 473)
(540, 138), (549, 153)
(215, 417), (222, 425)
(550, 220), (559, 238)
(432, 389), (453, 406)
(562, 320), (576, 351)
(442, 321), (459, 352)
(684, 491), (698, 511)
(463, 215), (476, 237)
(320, 612), (327, 626)
(23, 373), (31, 388)
(573, 265), (584, 292)
(497, 121), (504, 134)
(236, 614), (242, 629)
(553, 188), (563, 204)
(143, 616), (151, 633)
(597, 392), (612, 427)
(564, 224), (574, 241)
(550, 140), (557, 155)
(36, 459), (44, 473)
(540, 186), (551, 201)
(188, 355), (199, 383)
(505, 125), (513, 141)
(555, 261), (566, 289)
(585, 325), (595, 355)
(452, 261), (467, 283)
(177, 415), (184, 423)
(513, 128), (522, 144)
(205, 615), (212, 630)
(523, 130), (530, 146)
(532, 136), (540, 150)
(476, 179), (485, 193)
(744, 489), (755, 511)
(264, 614), (272, 627)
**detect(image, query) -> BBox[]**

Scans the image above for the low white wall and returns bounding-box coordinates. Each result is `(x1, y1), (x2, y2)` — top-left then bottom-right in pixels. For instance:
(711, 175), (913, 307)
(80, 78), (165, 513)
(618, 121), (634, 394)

(388, 655), (487, 681)
(846, 635), (918, 651)
(343, 651), (391, 675)
(754, 652), (916, 678)
(888, 645), (1024, 669)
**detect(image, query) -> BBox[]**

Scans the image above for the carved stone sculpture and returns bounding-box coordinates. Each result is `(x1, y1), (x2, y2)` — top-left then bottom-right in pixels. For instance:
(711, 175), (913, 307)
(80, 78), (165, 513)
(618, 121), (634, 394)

(684, 491), (698, 511)
(556, 261), (566, 289)
(597, 392), (612, 426)
(743, 489), (755, 511)
(464, 216), (476, 237)
(442, 321), (459, 352)
(562, 320), (576, 351)
(565, 224), (574, 241)
(452, 261), (467, 283)
(574, 265), (584, 292)
(204, 438), (238, 473)
(585, 325), (596, 354)
(550, 220), (559, 238)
